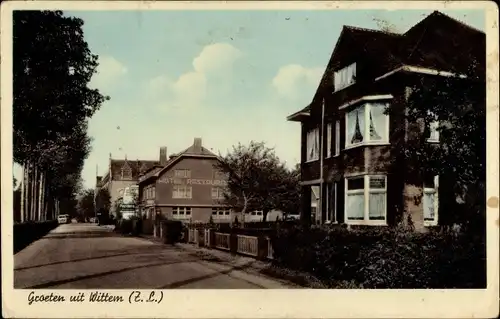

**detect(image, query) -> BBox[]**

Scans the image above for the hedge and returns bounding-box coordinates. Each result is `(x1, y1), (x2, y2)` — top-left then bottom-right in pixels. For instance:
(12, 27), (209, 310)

(270, 225), (486, 289)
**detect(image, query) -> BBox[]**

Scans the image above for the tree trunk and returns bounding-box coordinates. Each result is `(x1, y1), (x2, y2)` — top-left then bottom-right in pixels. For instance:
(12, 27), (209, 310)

(32, 165), (38, 221)
(38, 170), (43, 221)
(262, 209), (269, 222)
(20, 162), (25, 223)
(27, 163), (33, 221)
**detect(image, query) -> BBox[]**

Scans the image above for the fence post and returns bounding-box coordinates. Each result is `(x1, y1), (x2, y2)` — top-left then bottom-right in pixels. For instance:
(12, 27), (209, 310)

(229, 233), (238, 254)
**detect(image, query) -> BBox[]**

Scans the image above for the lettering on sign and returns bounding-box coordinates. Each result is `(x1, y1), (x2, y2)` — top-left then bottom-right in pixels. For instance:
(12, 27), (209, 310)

(157, 176), (227, 186)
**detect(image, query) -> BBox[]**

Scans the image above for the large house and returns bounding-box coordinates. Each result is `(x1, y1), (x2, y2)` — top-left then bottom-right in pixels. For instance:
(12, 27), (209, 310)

(287, 11), (485, 231)
(95, 149), (166, 215)
(137, 138), (233, 223)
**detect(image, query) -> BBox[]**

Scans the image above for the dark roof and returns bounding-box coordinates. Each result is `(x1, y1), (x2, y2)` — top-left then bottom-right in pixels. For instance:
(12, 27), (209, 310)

(287, 11), (485, 121)
(137, 139), (218, 184)
(110, 159), (159, 180)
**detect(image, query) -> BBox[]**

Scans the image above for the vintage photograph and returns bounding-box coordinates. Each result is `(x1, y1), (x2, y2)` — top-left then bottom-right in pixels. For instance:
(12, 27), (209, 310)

(6, 1), (492, 296)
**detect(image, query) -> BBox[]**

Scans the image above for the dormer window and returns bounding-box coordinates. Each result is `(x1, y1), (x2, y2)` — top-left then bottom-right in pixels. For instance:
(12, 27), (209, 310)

(334, 63), (356, 92)
(121, 164), (132, 179)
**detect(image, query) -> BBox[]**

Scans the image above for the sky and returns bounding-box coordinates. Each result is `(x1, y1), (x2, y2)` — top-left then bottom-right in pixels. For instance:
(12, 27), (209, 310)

(12, 8), (485, 190)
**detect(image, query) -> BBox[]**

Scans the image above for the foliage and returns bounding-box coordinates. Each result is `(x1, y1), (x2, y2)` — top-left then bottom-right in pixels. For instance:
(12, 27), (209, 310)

(216, 141), (301, 221)
(385, 54), (485, 230)
(13, 10), (109, 219)
(271, 225), (486, 288)
(95, 187), (111, 215)
(76, 188), (95, 219)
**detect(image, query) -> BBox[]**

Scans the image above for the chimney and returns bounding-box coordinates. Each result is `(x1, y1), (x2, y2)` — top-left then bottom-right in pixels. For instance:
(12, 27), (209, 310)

(159, 147), (167, 166)
(193, 137), (202, 153)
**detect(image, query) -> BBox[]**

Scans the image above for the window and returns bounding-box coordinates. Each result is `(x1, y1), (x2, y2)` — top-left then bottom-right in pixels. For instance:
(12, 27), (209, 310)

(326, 182), (337, 223)
(425, 111), (440, 142)
(172, 207), (191, 218)
(345, 103), (389, 148)
(306, 127), (320, 162)
(174, 169), (191, 178)
(423, 176), (439, 226)
(326, 123), (332, 158)
(334, 120), (340, 156)
(334, 63), (356, 92)
(212, 208), (231, 218)
(211, 187), (225, 199)
(345, 175), (387, 224)
(213, 170), (227, 180)
(172, 185), (192, 199)
(121, 167), (132, 179)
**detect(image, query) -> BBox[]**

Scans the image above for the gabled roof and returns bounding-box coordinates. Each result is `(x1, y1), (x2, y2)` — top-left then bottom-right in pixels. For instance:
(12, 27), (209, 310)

(138, 138), (219, 184)
(287, 10), (485, 122)
(110, 159), (159, 180)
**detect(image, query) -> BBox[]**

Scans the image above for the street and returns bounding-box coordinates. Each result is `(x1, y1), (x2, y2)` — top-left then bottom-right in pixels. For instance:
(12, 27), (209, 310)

(14, 223), (293, 289)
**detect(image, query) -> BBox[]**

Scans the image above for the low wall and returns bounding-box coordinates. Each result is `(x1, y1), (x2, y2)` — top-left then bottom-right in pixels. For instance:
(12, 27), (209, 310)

(14, 220), (58, 254)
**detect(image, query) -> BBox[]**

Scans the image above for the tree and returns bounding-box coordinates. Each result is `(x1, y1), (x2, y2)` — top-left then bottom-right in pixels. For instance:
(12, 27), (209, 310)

(13, 10), (109, 222)
(95, 188), (111, 216)
(216, 141), (298, 222)
(77, 189), (95, 220)
(387, 55), (485, 231)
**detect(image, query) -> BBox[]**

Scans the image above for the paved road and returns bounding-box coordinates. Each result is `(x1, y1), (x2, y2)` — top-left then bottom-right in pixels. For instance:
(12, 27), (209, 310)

(14, 223), (292, 289)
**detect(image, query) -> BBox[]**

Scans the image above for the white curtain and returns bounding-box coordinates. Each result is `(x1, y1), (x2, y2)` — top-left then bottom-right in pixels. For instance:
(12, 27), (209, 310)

(326, 123), (332, 157)
(428, 121), (440, 141)
(306, 128), (319, 161)
(368, 192), (385, 220)
(334, 63), (356, 91)
(346, 193), (364, 220)
(423, 192), (436, 220)
(369, 103), (387, 142)
(347, 105), (365, 146)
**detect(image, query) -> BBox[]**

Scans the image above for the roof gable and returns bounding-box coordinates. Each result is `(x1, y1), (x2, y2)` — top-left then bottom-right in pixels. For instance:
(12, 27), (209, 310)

(110, 159), (159, 180)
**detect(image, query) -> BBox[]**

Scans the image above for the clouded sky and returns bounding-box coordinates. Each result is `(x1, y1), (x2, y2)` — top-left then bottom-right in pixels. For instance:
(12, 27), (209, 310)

(13, 8), (485, 189)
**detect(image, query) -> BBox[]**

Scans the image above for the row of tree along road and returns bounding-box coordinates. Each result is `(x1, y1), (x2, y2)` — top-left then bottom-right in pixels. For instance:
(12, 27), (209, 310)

(13, 11), (109, 224)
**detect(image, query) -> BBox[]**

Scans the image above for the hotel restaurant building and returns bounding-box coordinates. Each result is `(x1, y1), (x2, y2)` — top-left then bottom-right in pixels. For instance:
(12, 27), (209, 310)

(137, 138), (234, 223)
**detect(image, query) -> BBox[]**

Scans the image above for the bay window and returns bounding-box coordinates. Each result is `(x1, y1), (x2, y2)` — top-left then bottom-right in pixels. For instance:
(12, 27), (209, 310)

(345, 175), (387, 224)
(345, 102), (389, 148)
(423, 176), (439, 226)
(306, 127), (320, 162)
(334, 63), (356, 92)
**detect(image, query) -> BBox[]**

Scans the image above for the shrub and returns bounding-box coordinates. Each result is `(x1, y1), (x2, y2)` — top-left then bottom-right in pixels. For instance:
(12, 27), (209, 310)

(271, 225), (486, 289)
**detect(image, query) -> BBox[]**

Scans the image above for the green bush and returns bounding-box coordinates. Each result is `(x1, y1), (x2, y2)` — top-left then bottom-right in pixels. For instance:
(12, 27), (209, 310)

(271, 225), (486, 289)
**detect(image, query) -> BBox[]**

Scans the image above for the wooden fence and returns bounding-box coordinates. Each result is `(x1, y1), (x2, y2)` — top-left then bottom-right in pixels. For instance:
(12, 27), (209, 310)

(185, 226), (275, 260)
(236, 235), (258, 257)
(214, 232), (230, 250)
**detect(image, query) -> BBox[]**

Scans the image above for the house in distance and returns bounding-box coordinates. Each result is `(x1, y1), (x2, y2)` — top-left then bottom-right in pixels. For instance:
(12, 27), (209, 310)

(137, 138), (233, 223)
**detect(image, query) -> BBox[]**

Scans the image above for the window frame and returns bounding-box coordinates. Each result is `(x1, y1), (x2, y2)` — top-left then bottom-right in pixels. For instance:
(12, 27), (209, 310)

(425, 111), (440, 143)
(174, 169), (191, 178)
(344, 102), (390, 150)
(334, 120), (340, 157)
(172, 206), (192, 218)
(172, 185), (192, 199)
(212, 208), (231, 219)
(211, 187), (225, 199)
(423, 175), (439, 226)
(325, 182), (338, 223)
(334, 62), (357, 92)
(326, 123), (332, 158)
(344, 174), (387, 225)
(305, 126), (320, 162)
